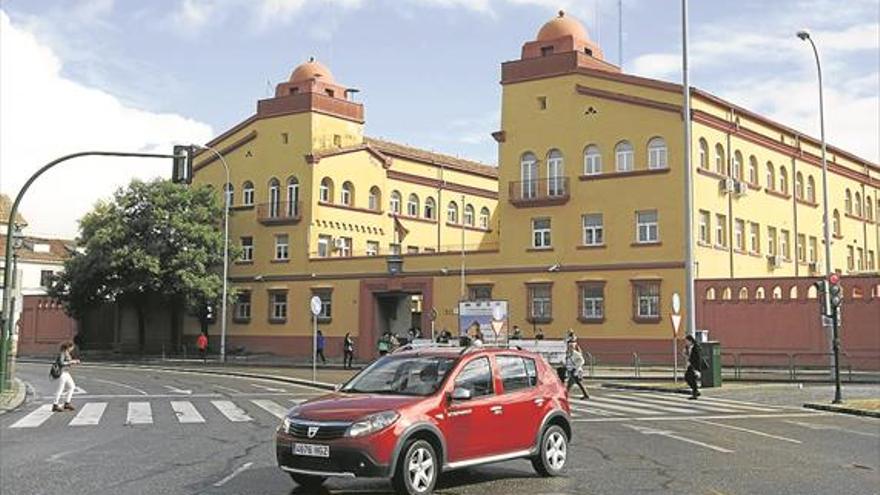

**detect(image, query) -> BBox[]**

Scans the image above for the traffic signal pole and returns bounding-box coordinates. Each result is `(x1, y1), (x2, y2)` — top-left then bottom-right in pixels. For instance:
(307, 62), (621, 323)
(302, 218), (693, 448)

(0, 150), (184, 393)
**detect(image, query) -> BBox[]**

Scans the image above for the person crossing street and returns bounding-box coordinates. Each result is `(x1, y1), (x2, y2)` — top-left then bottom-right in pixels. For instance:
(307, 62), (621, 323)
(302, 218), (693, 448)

(684, 334), (705, 399)
(564, 341), (589, 399)
(51, 341), (81, 412)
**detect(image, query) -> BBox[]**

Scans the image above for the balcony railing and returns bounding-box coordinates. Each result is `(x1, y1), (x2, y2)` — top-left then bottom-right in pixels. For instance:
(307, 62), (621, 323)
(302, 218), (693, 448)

(508, 177), (570, 207)
(257, 201), (301, 225)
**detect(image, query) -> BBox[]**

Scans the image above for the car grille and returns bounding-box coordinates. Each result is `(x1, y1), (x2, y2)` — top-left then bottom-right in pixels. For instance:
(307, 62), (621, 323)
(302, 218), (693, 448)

(288, 419), (351, 440)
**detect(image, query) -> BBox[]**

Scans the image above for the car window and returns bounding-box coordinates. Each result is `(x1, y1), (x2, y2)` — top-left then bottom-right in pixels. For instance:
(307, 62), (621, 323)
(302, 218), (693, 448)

(342, 356), (456, 396)
(497, 355), (537, 393)
(453, 357), (494, 398)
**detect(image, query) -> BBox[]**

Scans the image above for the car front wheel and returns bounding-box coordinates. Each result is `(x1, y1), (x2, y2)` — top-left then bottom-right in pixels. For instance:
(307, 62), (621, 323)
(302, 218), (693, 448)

(531, 424), (568, 477)
(289, 472), (326, 489)
(392, 439), (438, 495)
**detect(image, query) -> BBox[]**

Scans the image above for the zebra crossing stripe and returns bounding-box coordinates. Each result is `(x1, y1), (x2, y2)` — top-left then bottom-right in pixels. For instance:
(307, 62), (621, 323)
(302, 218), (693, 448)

(645, 393), (777, 412)
(593, 396), (705, 414)
(69, 402), (107, 426)
(10, 404), (54, 429)
(211, 401), (253, 422)
(570, 405), (620, 417)
(570, 398), (657, 416)
(171, 401), (205, 424)
(611, 394), (744, 413)
(126, 402), (153, 425)
(251, 399), (288, 419)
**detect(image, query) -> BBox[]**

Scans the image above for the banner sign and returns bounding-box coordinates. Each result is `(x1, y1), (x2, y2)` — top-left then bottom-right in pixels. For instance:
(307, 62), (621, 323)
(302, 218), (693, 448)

(458, 300), (508, 343)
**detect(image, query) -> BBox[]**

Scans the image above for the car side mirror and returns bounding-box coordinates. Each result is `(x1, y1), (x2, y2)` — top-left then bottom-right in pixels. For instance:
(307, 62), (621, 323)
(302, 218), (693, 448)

(450, 387), (472, 401)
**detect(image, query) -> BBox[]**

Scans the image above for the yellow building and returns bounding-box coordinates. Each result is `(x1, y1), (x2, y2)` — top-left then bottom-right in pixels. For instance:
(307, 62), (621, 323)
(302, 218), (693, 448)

(192, 13), (879, 359)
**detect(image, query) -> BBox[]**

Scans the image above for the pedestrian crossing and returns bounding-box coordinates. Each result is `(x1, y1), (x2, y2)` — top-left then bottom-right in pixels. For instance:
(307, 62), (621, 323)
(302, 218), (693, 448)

(570, 391), (790, 420)
(8, 398), (308, 430)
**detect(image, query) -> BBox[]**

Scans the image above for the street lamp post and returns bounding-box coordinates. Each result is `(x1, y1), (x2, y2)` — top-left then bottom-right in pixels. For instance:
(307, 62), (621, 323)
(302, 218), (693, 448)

(193, 145), (231, 365)
(797, 29), (842, 404)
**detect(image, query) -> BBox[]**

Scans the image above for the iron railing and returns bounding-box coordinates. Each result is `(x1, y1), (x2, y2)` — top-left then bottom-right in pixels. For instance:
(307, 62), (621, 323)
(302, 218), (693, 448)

(508, 178), (570, 206)
(257, 201), (301, 225)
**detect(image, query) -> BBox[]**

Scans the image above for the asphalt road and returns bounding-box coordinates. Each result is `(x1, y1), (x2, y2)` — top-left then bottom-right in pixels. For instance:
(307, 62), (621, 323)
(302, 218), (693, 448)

(1, 362), (878, 495)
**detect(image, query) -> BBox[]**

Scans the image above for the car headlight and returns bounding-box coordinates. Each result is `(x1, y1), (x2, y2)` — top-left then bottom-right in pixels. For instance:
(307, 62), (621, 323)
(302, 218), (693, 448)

(346, 411), (400, 438)
(281, 416), (292, 433)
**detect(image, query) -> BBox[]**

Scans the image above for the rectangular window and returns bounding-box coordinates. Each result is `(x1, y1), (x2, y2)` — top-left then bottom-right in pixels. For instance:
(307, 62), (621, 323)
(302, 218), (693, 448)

(809, 237), (817, 263)
(243, 188), (254, 206)
(633, 281), (660, 320)
(269, 291), (287, 321)
(868, 250), (875, 271)
(234, 292), (251, 321)
(497, 355), (537, 393)
(749, 222), (760, 254)
(579, 283), (604, 321)
(339, 237), (352, 257)
(582, 214), (604, 246)
(406, 246), (419, 254)
(319, 184), (330, 203)
(532, 218), (551, 248)
(317, 235), (331, 258)
(847, 246), (854, 271)
(389, 243), (401, 255)
(274, 234), (289, 260)
(468, 285), (493, 301)
(366, 240), (379, 256)
(313, 290), (332, 320)
(39, 270), (54, 288)
(240, 236), (253, 261)
(768, 226), (777, 256)
(527, 284), (552, 322)
(797, 234), (806, 262)
(780, 229), (790, 260)
(857, 247), (864, 271)
(734, 219), (745, 251)
(281, 132), (289, 144)
(333, 134), (342, 147)
(699, 210), (710, 244)
(716, 214), (728, 247)
(540, 46), (554, 56)
(636, 210), (659, 243)
(537, 96), (547, 110)
(423, 247), (436, 253)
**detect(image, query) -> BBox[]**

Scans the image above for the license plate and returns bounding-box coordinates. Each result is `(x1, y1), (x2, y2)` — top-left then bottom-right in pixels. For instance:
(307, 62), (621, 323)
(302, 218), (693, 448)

(293, 443), (330, 458)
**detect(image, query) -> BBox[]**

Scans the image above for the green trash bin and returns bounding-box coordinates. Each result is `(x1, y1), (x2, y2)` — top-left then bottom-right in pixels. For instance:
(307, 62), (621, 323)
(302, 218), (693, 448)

(700, 341), (722, 388)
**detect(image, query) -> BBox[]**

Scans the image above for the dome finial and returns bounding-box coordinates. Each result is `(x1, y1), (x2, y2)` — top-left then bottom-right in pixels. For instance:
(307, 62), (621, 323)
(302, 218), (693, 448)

(308, 56), (315, 62)
(558, 9), (565, 17)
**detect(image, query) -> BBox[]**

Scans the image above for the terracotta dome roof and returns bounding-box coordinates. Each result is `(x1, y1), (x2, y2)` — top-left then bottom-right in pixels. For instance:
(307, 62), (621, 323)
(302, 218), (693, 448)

(289, 58), (335, 84)
(537, 10), (589, 42)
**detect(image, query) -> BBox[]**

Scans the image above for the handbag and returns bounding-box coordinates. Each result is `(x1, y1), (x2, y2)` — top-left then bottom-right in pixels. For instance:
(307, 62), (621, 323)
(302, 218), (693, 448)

(49, 356), (62, 379)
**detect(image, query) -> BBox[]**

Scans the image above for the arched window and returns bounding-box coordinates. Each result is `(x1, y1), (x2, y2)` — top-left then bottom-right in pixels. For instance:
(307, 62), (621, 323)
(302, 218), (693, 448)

(772, 286), (783, 300)
(479, 207), (490, 229)
(319, 177), (334, 203)
(738, 287), (749, 300)
(833, 209), (841, 236)
(806, 176), (815, 203)
(424, 197), (436, 219)
(223, 183), (234, 206)
(867, 196), (874, 221)
(722, 287), (732, 300)
(854, 191), (863, 217)
(852, 286), (864, 299)
(795, 172), (804, 199)
(698, 138), (709, 170)
(447, 201), (459, 224)
(714, 144), (725, 174)
(583, 145), (601, 175)
(340, 181), (354, 206)
(807, 285), (818, 299)
(546, 149), (564, 196)
(407, 193), (420, 217)
(755, 286), (766, 299)
(778, 166), (788, 194)
(789, 286), (799, 300)
(615, 141), (634, 172)
(368, 186), (381, 211)
(268, 178), (280, 217)
(464, 204), (475, 226)
(520, 152), (538, 199)
(845, 189), (852, 214)
(766, 162), (776, 191)
(648, 137), (667, 169)
(286, 177), (299, 217)
(748, 156), (758, 185)
(705, 287), (716, 300)
(390, 190), (401, 214)
(731, 150), (743, 180)
(242, 181), (255, 206)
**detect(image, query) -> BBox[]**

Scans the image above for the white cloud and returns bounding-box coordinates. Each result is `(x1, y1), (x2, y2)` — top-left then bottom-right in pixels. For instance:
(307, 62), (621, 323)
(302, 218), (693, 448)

(0, 11), (213, 239)
(171, 0), (218, 34)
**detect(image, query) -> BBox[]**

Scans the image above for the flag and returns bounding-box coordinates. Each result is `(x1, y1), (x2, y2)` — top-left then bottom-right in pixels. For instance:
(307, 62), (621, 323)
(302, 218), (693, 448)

(393, 215), (409, 243)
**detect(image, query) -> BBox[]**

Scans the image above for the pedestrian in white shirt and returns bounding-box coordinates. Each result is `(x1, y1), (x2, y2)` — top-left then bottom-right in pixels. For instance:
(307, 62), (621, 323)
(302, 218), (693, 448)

(52, 341), (80, 412)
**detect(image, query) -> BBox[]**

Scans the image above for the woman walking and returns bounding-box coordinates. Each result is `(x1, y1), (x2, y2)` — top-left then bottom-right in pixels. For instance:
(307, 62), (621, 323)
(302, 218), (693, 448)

(52, 341), (80, 412)
(343, 332), (355, 369)
(565, 341), (590, 399)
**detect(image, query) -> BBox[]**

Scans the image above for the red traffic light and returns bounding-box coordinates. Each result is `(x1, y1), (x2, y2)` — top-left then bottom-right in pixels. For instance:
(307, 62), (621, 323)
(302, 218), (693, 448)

(828, 273), (840, 285)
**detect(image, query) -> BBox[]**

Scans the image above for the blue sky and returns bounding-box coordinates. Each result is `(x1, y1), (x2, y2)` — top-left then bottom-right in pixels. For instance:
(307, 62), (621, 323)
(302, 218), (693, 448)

(1, 0), (877, 237)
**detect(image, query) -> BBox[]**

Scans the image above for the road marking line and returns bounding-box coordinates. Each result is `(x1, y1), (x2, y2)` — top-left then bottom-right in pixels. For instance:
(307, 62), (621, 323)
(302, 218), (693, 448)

(212, 400), (253, 422)
(251, 399), (288, 419)
(573, 412), (826, 423)
(643, 393), (778, 412)
(570, 405), (619, 417)
(289, 399), (308, 405)
(592, 396), (700, 414)
(10, 404), (54, 429)
(73, 386), (87, 395)
(171, 401), (205, 424)
(250, 383), (288, 393)
(126, 402), (153, 425)
(608, 394), (742, 413)
(783, 420), (879, 438)
(691, 419), (802, 444)
(164, 385), (193, 395)
(87, 378), (148, 395)
(69, 402), (107, 426)
(213, 462), (253, 487)
(624, 424), (734, 453)
(571, 398), (671, 416)
(213, 385), (242, 394)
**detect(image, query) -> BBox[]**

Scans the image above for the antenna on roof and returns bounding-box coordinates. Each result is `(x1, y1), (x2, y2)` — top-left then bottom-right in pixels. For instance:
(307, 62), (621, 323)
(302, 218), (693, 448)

(265, 79), (272, 97)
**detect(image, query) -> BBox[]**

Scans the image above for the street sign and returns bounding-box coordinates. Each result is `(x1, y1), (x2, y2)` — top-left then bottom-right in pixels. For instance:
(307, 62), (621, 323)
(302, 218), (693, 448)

(430, 308), (438, 321)
(670, 314), (682, 334)
(309, 296), (322, 317)
(492, 304), (505, 322)
(671, 292), (681, 315)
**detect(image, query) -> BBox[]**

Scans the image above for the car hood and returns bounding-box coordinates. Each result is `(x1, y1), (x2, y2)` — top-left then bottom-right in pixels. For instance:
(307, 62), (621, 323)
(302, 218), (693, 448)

(292, 393), (424, 422)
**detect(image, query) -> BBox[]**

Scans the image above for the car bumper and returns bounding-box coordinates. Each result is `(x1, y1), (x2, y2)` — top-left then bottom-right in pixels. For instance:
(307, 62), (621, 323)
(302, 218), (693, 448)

(275, 431), (391, 478)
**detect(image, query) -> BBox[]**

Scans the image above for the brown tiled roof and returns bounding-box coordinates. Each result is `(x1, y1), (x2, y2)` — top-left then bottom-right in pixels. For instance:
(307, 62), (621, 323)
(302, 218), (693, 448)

(365, 137), (498, 178)
(0, 194), (28, 227)
(0, 235), (76, 264)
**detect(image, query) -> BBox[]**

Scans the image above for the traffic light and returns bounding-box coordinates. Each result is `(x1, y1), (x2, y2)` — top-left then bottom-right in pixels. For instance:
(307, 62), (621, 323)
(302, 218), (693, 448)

(172, 145), (194, 184)
(814, 279), (831, 317)
(828, 273), (843, 311)
(205, 302), (216, 323)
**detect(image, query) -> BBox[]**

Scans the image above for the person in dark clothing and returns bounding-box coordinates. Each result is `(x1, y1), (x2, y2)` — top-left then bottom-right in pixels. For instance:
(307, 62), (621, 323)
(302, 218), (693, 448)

(684, 334), (704, 399)
(316, 330), (327, 364)
(534, 327), (545, 340)
(343, 332), (355, 369)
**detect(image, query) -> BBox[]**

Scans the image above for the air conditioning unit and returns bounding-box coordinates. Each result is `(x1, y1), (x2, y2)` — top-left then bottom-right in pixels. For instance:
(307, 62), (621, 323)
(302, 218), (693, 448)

(719, 177), (735, 194)
(333, 238), (347, 250)
(767, 254), (782, 268)
(734, 180), (748, 196)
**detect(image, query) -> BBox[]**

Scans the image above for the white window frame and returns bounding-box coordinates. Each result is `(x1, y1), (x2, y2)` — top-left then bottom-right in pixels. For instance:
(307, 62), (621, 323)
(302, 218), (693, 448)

(780, 229), (790, 260)
(368, 188), (380, 211)
(424, 197), (436, 219)
(647, 138), (667, 169)
(581, 285), (604, 319)
(768, 227), (777, 256)
(636, 210), (659, 243)
(390, 191), (401, 214)
(699, 211), (710, 244)
(317, 235), (331, 258)
(584, 145), (601, 175)
(532, 218), (551, 248)
(529, 285), (552, 320)
(339, 237), (352, 257)
(636, 283), (660, 318)
(341, 183), (352, 206)
(547, 150), (564, 196)
(447, 202), (459, 224)
(463, 205), (475, 226)
(479, 207), (490, 229)
(734, 219), (745, 251)
(274, 234), (289, 260)
(235, 293), (251, 320)
(716, 214), (728, 247)
(615, 141), (634, 172)
(366, 241), (379, 256)
(271, 292), (287, 320)
(521, 153), (538, 199)
(749, 222), (760, 253)
(240, 236), (253, 261)
(242, 182), (255, 206)
(319, 180), (330, 203)
(582, 213), (604, 246)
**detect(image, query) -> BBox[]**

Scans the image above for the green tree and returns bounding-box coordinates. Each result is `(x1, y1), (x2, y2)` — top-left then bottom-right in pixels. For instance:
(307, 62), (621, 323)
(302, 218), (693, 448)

(50, 179), (237, 351)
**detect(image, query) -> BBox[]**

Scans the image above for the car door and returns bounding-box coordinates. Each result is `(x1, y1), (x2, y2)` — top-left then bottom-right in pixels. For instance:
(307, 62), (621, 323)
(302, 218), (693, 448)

(442, 356), (501, 462)
(494, 355), (543, 452)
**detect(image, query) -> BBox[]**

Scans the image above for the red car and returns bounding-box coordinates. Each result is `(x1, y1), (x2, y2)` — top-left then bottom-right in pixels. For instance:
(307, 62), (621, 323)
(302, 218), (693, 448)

(275, 346), (572, 495)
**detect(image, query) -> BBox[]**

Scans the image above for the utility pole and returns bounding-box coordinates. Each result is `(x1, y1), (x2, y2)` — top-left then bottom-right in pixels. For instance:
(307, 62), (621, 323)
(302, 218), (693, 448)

(682, 0), (697, 342)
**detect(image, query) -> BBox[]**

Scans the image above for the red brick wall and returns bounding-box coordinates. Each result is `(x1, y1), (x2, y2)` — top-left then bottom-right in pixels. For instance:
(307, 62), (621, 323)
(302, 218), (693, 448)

(16, 296), (78, 356)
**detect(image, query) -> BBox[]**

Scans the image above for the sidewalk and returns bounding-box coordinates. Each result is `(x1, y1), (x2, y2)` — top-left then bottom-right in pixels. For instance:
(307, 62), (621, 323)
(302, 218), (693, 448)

(599, 380), (805, 395)
(803, 399), (880, 418)
(0, 378), (27, 415)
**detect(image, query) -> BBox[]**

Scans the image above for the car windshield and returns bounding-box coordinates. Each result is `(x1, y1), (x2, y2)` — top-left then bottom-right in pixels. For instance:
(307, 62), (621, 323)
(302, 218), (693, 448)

(342, 355), (457, 396)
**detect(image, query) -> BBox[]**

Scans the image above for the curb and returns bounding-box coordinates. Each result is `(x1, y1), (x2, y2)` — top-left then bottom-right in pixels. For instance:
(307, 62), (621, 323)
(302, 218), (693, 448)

(600, 383), (693, 395)
(803, 402), (880, 418)
(0, 378), (28, 415)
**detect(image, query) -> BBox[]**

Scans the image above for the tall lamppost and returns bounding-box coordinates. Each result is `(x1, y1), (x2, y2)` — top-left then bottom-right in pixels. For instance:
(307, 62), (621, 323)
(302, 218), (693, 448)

(192, 144), (231, 364)
(797, 29), (841, 404)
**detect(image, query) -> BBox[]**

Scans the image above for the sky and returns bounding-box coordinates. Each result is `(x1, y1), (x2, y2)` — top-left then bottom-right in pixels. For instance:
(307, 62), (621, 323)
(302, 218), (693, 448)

(1, 0), (877, 239)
